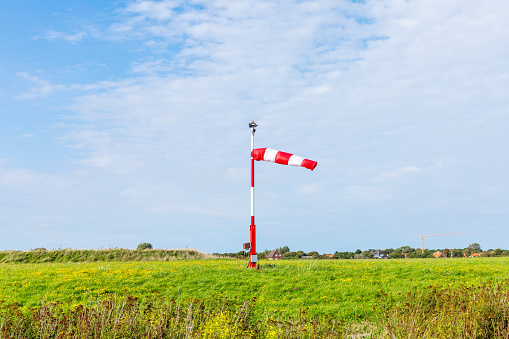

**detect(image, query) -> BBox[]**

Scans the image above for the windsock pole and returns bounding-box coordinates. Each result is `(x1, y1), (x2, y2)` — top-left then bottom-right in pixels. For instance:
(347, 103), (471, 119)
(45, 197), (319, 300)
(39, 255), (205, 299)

(249, 121), (258, 268)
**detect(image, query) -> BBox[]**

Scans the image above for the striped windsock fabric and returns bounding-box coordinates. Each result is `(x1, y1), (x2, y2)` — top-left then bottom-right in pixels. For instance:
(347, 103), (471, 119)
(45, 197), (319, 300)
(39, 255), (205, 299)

(252, 148), (317, 171)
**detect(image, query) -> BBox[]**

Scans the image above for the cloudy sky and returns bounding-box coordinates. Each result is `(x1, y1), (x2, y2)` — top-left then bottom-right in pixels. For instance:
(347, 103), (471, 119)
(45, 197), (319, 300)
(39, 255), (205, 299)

(1, 0), (508, 253)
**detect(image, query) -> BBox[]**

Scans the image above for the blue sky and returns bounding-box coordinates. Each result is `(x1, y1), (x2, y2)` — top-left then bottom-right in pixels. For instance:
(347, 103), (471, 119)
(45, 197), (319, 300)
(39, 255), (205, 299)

(1, 0), (508, 253)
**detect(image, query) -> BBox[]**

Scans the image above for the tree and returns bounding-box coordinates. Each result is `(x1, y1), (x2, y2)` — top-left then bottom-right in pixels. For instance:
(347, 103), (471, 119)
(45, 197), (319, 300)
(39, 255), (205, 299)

(362, 250), (374, 259)
(282, 252), (299, 259)
(333, 251), (354, 259)
(296, 250), (305, 258)
(466, 243), (482, 253)
(452, 249), (463, 258)
(388, 252), (403, 259)
(137, 242), (153, 250)
(307, 251), (320, 259)
(278, 246), (290, 254)
(383, 248), (394, 255)
(397, 246), (414, 254)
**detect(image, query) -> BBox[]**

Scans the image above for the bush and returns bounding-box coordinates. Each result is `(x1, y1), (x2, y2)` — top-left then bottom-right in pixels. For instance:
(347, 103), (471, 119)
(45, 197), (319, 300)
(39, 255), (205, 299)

(136, 243), (153, 250)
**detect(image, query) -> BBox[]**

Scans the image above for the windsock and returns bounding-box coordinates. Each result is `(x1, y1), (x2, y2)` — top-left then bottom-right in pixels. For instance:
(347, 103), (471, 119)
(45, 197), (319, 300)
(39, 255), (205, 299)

(252, 148), (317, 171)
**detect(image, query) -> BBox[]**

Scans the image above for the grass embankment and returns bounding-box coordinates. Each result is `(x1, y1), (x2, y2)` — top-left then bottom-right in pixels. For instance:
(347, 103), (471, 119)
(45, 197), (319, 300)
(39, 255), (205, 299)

(0, 248), (207, 264)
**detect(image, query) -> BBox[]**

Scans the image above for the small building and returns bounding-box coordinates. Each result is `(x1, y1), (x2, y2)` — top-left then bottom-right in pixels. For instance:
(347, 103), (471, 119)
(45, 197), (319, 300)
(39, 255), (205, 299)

(433, 251), (447, 258)
(267, 250), (282, 260)
(371, 249), (386, 259)
(469, 252), (481, 257)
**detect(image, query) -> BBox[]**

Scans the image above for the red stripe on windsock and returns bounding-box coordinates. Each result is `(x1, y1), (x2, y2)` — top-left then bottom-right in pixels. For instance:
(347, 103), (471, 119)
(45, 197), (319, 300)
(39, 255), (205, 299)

(301, 159), (318, 171)
(251, 148), (267, 161)
(275, 151), (292, 165)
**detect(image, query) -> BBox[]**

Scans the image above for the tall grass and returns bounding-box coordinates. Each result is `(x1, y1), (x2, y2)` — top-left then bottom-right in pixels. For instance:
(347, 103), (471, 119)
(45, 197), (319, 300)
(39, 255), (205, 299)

(5, 281), (509, 338)
(0, 295), (359, 338)
(375, 281), (509, 338)
(0, 248), (209, 264)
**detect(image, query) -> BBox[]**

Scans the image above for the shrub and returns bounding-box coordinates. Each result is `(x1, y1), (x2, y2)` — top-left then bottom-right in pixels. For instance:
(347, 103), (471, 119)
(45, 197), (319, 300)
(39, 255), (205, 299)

(137, 242), (153, 250)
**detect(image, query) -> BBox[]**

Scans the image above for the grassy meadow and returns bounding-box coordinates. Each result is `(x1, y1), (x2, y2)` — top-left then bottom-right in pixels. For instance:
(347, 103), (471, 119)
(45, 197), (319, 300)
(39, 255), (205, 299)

(3, 257), (509, 337)
(2, 257), (509, 321)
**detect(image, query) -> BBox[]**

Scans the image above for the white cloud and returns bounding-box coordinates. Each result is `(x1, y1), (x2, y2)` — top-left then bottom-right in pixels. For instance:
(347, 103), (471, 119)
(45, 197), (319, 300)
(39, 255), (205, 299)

(17, 72), (131, 99)
(296, 183), (322, 195)
(125, 1), (180, 21)
(3, 0), (509, 251)
(17, 72), (66, 98)
(45, 30), (86, 42)
(346, 185), (393, 202)
(62, 0), (509, 223)
(379, 166), (422, 180)
(130, 59), (173, 74)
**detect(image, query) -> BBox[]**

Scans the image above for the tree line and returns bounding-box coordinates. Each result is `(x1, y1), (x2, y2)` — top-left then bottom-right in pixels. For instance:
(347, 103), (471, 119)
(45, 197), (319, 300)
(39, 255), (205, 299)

(213, 243), (509, 259)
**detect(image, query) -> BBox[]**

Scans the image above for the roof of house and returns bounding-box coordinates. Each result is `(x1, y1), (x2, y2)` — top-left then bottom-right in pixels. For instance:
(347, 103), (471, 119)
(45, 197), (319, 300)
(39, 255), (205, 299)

(268, 250), (281, 258)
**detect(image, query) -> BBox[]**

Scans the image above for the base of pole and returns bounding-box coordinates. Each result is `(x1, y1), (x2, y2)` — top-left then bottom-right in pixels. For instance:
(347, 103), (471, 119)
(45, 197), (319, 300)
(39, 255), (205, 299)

(247, 261), (259, 269)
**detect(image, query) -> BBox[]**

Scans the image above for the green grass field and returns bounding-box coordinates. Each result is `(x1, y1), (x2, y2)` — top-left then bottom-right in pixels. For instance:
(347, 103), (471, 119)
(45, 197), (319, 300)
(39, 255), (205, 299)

(2, 257), (509, 321)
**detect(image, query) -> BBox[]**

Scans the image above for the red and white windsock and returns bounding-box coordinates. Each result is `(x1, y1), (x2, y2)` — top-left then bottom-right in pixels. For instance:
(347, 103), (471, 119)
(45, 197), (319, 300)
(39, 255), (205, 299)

(252, 148), (317, 171)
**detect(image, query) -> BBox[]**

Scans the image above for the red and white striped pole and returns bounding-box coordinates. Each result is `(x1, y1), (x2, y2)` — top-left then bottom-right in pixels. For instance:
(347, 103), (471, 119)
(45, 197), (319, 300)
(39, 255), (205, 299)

(248, 121), (258, 268)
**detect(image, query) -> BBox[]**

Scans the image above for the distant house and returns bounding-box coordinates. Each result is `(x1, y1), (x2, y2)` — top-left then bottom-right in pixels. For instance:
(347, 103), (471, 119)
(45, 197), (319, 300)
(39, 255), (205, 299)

(371, 250), (386, 259)
(469, 253), (481, 258)
(267, 250), (282, 260)
(433, 251), (447, 258)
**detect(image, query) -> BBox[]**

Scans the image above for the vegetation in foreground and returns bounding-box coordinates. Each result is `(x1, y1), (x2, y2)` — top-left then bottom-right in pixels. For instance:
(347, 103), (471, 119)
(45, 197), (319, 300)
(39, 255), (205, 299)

(377, 281), (509, 338)
(2, 281), (509, 338)
(2, 258), (509, 322)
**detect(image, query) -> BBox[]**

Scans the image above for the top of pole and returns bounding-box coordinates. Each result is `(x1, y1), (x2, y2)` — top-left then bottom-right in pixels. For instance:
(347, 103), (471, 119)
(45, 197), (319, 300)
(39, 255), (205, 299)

(249, 121), (257, 134)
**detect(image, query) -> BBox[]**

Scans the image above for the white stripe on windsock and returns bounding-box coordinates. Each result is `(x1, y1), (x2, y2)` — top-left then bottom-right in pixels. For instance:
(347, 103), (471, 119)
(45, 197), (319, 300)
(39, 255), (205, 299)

(287, 154), (304, 167)
(263, 148), (278, 162)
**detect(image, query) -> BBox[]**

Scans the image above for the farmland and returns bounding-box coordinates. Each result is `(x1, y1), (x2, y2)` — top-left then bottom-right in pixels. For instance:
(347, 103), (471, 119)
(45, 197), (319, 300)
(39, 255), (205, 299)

(2, 257), (509, 320)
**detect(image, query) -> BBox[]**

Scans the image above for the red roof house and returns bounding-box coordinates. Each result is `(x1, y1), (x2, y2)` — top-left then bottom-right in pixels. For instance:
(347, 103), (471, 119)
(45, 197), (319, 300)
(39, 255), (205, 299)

(267, 250), (282, 260)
